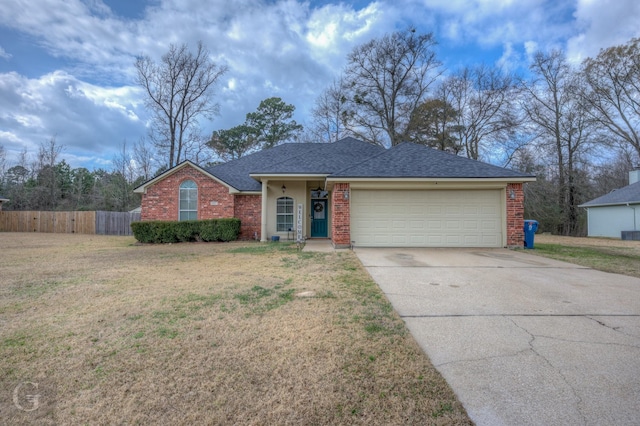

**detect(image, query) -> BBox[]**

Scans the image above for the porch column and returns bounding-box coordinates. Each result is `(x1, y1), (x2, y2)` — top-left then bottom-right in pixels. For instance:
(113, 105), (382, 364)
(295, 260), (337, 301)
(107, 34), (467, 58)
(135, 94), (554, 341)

(260, 179), (268, 242)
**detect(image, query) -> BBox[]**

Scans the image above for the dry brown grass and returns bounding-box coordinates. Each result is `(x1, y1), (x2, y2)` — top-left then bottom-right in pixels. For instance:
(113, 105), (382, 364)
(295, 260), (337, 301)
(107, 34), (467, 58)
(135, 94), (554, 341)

(531, 234), (640, 278)
(535, 233), (640, 251)
(0, 233), (471, 425)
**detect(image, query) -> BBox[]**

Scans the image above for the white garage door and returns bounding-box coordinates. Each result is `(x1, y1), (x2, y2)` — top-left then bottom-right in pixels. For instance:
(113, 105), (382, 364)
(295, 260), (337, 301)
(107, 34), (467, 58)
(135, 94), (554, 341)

(351, 189), (503, 247)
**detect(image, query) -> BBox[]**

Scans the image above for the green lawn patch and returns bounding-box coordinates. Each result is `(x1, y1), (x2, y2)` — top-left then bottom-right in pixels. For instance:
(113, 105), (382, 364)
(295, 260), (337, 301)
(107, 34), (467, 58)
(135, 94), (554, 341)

(531, 243), (640, 279)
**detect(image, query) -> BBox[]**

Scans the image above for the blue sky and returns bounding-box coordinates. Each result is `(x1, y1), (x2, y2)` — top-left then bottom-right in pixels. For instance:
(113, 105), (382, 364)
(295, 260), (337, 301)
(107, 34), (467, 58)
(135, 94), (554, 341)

(1, 0), (639, 170)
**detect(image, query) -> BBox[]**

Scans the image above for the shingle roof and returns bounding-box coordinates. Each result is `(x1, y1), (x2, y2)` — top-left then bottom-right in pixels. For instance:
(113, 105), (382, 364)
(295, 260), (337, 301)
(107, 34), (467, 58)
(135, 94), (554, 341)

(138, 138), (534, 193)
(579, 181), (640, 207)
(205, 137), (384, 191)
(330, 142), (533, 179)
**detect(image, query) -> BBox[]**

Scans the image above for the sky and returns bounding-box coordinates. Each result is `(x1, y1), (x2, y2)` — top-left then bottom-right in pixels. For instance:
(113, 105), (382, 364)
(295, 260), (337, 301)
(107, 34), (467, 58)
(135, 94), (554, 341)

(0, 0), (639, 171)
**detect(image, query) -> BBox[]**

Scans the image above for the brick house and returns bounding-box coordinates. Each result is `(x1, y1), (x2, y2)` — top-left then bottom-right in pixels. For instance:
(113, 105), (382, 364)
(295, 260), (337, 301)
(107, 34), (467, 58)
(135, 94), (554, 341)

(134, 137), (535, 248)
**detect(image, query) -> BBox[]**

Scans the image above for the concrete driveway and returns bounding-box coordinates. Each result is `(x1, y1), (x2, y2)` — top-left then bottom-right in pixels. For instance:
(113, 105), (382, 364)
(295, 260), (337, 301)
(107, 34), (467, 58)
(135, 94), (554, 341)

(355, 248), (640, 426)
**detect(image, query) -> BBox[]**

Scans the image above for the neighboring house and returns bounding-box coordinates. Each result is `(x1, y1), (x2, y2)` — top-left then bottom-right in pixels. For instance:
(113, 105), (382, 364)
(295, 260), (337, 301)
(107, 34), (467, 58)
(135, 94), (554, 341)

(579, 169), (640, 239)
(134, 137), (535, 248)
(0, 195), (8, 211)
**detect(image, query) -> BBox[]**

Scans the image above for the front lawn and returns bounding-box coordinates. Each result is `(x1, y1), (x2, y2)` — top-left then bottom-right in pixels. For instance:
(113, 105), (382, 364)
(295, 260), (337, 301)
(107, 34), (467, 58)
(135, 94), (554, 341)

(528, 235), (640, 279)
(0, 233), (471, 425)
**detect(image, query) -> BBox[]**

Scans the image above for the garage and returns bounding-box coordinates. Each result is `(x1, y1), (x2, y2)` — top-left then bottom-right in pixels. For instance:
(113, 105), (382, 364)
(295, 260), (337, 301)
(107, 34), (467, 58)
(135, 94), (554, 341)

(350, 189), (503, 247)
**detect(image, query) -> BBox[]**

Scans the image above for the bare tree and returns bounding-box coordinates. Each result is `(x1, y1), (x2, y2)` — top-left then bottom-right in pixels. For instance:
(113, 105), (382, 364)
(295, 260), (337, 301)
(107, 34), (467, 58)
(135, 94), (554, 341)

(135, 41), (227, 168)
(443, 65), (521, 161)
(310, 78), (351, 143)
(342, 28), (441, 146)
(133, 137), (155, 181)
(589, 147), (635, 196)
(582, 38), (640, 158)
(521, 50), (598, 235)
(111, 141), (136, 211)
(183, 130), (215, 165)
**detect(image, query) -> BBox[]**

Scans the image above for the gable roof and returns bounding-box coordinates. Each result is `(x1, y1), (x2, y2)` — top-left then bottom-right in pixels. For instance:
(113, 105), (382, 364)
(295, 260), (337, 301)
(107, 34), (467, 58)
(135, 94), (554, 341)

(579, 181), (640, 207)
(330, 142), (533, 179)
(133, 160), (238, 194)
(135, 138), (534, 194)
(205, 137), (384, 191)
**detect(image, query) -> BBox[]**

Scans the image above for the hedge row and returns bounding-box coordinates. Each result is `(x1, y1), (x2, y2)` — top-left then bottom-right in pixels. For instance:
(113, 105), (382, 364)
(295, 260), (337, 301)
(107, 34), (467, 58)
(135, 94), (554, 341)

(131, 218), (241, 243)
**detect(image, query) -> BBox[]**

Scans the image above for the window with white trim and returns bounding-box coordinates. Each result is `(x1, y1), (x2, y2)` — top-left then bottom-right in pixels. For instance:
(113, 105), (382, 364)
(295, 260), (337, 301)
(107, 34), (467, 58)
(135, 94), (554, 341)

(179, 180), (197, 221)
(276, 196), (294, 232)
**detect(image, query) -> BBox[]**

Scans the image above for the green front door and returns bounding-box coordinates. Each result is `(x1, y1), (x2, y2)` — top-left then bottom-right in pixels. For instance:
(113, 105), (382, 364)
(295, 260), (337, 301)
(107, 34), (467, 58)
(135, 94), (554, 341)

(311, 199), (328, 238)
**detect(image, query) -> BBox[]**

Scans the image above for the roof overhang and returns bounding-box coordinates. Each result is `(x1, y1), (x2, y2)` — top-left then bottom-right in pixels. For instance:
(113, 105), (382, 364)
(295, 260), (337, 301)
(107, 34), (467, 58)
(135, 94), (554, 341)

(133, 161), (240, 194)
(249, 173), (329, 182)
(0, 198), (9, 202)
(579, 201), (640, 208)
(325, 176), (536, 190)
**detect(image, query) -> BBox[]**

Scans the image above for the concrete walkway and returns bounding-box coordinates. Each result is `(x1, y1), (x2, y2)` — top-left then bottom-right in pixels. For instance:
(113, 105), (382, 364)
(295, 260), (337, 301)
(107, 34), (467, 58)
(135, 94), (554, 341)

(355, 248), (640, 426)
(302, 239), (347, 253)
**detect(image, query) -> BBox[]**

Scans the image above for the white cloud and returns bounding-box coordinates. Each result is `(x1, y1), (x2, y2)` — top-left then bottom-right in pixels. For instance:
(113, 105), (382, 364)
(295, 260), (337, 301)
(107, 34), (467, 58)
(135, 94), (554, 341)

(0, 46), (11, 60)
(566, 0), (640, 63)
(306, 2), (386, 53)
(1, 0), (640, 169)
(523, 41), (539, 62)
(0, 130), (21, 143)
(496, 42), (518, 71)
(421, 0), (575, 47)
(0, 71), (145, 164)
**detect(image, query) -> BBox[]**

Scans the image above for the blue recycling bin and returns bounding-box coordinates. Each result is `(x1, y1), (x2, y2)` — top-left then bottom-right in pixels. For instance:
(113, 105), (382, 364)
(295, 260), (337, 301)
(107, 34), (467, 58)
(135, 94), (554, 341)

(523, 220), (538, 249)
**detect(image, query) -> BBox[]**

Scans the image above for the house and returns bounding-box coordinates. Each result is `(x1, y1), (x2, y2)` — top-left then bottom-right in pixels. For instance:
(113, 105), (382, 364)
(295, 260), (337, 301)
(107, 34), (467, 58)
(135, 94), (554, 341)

(0, 195), (8, 211)
(134, 137), (535, 248)
(579, 168), (640, 239)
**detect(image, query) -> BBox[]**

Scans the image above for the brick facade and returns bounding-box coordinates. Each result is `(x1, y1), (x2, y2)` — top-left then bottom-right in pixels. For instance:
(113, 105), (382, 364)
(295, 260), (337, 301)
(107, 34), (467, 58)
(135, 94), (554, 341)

(141, 165), (525, 247)
(140, 165), (261, 240)
(234, 195), (261, 240)
(506, 183), (524, 247)
(331, 183), (351, 248)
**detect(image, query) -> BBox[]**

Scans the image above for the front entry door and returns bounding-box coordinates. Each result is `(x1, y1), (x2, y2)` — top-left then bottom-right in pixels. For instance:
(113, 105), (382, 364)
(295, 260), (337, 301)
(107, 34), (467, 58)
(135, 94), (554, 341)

(311, 199), (328, 238)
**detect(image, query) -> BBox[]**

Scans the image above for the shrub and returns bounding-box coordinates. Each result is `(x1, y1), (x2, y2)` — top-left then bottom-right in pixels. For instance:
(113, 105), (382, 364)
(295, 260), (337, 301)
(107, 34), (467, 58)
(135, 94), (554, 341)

(175, 220), (200, 242)
(200, 218), (241, 242)
(131, 218), (241, 244)
(155, 221), (178, 243)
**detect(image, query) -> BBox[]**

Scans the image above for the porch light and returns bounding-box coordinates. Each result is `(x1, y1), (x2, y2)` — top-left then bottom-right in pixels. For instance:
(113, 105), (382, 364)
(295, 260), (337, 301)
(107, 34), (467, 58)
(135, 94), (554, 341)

(282, 184), (286, 193)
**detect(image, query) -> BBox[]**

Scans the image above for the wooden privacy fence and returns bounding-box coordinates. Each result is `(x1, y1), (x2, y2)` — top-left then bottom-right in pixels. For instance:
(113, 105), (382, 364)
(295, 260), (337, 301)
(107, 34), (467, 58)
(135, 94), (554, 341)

(0, 211), (141, 235)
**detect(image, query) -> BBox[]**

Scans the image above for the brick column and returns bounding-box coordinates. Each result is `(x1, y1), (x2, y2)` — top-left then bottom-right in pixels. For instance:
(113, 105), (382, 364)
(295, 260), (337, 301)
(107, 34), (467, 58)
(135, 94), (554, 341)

(506, 183), (524, 247)
(331, 183), (351, 248)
